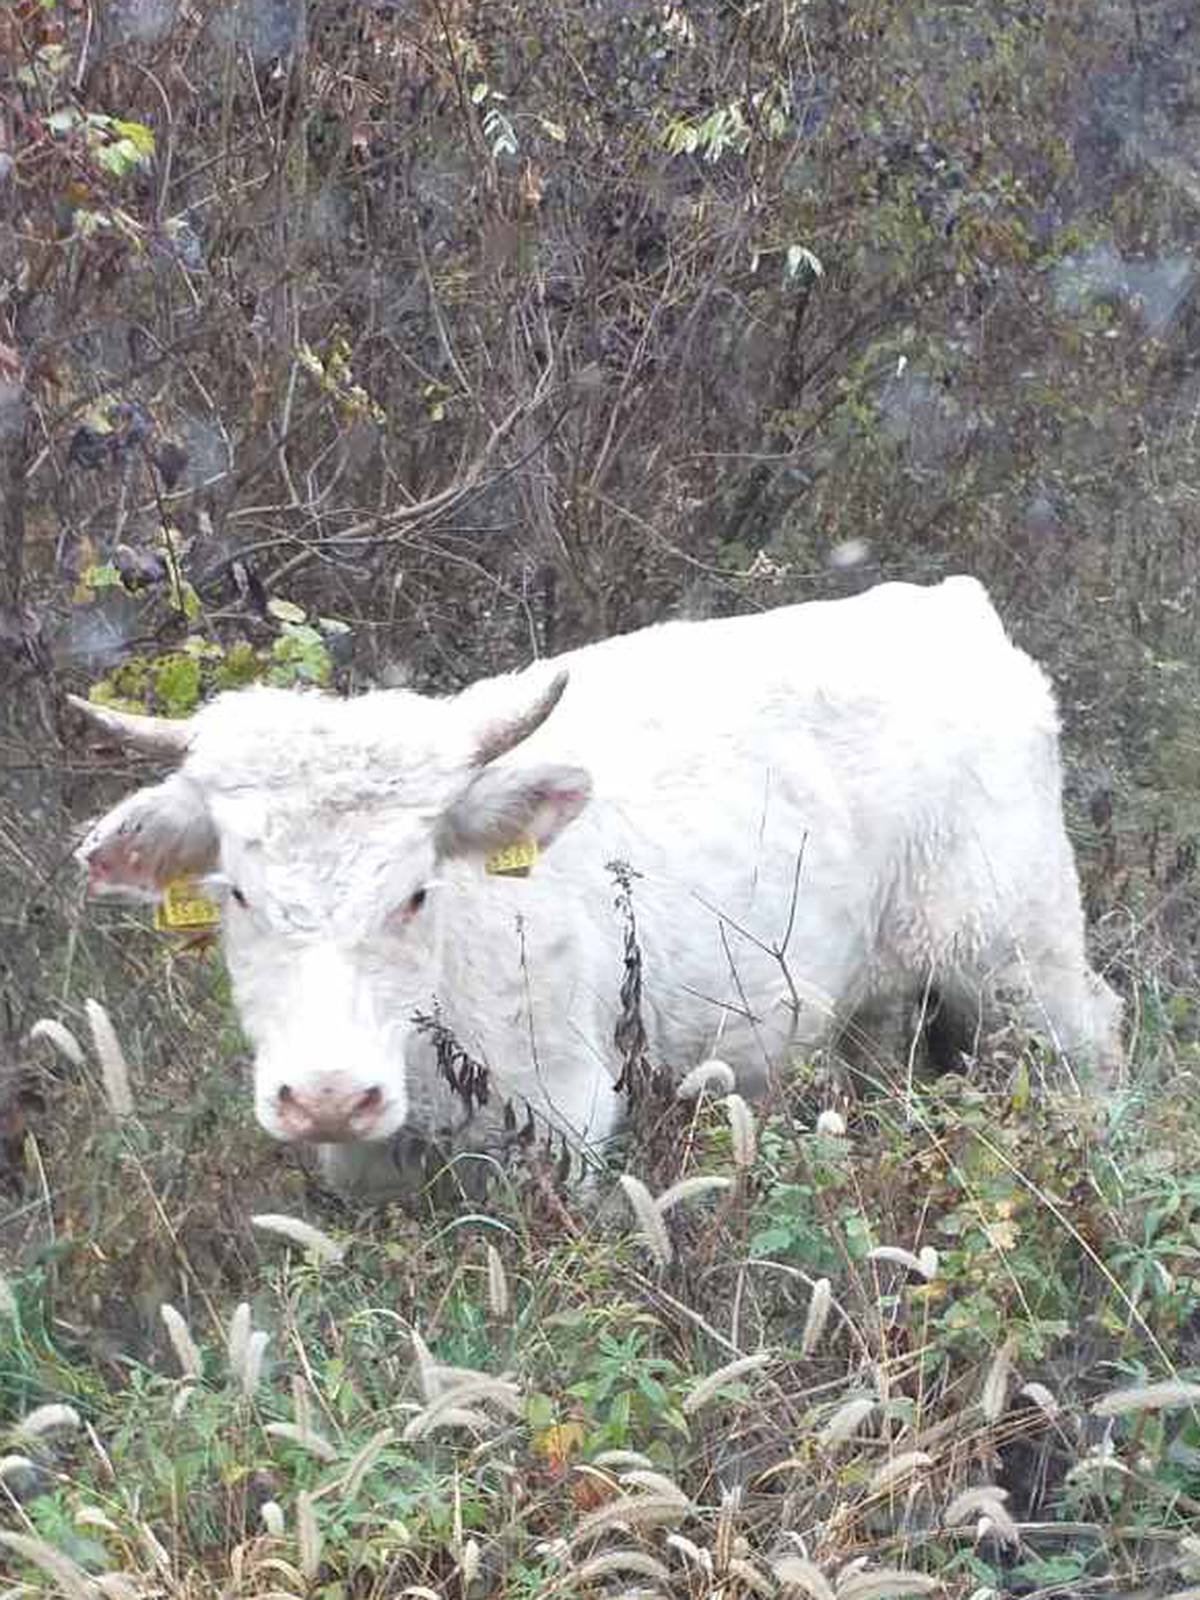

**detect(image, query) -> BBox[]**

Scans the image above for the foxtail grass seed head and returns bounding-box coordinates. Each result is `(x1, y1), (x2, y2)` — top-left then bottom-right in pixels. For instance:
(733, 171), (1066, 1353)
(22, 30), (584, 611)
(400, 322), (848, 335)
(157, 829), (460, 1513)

(84, 999), (133, 1118)
(801, 1278), (833, 1355)
(574, 1552), (671, 1585)
(723, 1094), (757, 1168)
(340, 1428), (395, 1500)
(868, 1451), (932, 1495)
(403, 1376), (521, 1440)
(96, 1576), (140, 1600)
(404, 1405), (490, 1437)
(771, 1556), (836, 1600)
(75, 1508), (118, 1534)
(867, 1246), (936, 1281)
(570, 1492), (693, 1547)
(655, 1175), (734, 1214)
(485, 1244), (509, 1319)
(714, 1485), (741, 1575)
(261, 1501), (285, 1536)
(675, 1058), (736, 1099)
(593, 1450), (656, 1470)
(1018, 1381), (1059, 1419)
(981, 1337), (1017, 1422)
(729, 1558), (775, 1598)
(683, 1351), (774, 1415)
(251, 1214), (344, 1264)
(1092, 1380), (1200, 1416)
(291, 1375), (312, 1437)
(264, 1423), (337, 1462)
(0, 1275), (16, 1320)
(819, 1395), (877, 1450)
(297, 1490), (322, 1581)
(16, 1403), (82, 1440)
(160, 1303), (203, 1379)
(411, 1329), (439, 1401)
(227, 1301), (251, 1381)
(944, 1486), (1010, 1524)
(442, 1372), (523, 1413)
(975, 1510), (1020, 1550)
(619, 1469), (689, 1503)
(945, 1486), (1019, 1547)
(836, 1571), (940, 1600)
(458, 1538), (481, 1589)
(666, 1534), (713, 1575)
(242, 1329), (269, 1398)
(29, 1017), (87, 1069)
(430, 1360), (512, 1391)
(0, 1532), (99, 1600)
(618, 1174), (673, 1268)
(0, 1454), (37, 1483)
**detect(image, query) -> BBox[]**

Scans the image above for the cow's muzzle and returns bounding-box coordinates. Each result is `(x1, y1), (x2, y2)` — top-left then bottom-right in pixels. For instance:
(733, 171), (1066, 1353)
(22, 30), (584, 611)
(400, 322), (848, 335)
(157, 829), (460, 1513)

(273, 1076), (390, 1142)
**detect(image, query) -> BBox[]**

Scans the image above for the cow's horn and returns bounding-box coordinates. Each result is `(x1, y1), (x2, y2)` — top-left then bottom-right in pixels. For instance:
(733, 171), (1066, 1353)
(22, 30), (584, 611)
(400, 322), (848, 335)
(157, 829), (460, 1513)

(68, 693), (194, 757)
(472, 670), (569, 767)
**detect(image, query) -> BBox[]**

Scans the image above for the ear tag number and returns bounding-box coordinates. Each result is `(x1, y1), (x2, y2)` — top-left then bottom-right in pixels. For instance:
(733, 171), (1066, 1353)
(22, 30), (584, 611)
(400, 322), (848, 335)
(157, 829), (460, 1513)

(155, 878), (222, 931)
(485, 839), (539, 879)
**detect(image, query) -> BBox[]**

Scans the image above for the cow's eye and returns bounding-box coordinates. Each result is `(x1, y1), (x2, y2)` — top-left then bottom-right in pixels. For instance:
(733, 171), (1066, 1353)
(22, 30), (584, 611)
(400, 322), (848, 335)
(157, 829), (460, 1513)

(407, 888), (428, 915)
(230, 886), (249, 909)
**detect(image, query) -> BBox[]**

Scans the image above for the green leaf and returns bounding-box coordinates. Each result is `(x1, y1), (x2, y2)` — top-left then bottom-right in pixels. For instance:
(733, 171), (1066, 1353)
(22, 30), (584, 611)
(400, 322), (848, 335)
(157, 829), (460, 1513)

(94, 140), (145, 178)
(1010, 1553), (1088, 1587)
(112, 118), (156, 157)
(270, 625), (331, 686)
(525, 1392), (555, 1432)
(214, 641), (260, 690)
(267, 598), (307, 624)
(282, 622), (324, 648)
(182, 635), (224, 660)
(153, 653), (202, 716)
(81, 563), (124, 590)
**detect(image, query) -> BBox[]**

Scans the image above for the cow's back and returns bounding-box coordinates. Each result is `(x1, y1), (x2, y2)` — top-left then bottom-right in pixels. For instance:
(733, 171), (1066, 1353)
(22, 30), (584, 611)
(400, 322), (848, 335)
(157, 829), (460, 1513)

(445, 576), (1070, 1085)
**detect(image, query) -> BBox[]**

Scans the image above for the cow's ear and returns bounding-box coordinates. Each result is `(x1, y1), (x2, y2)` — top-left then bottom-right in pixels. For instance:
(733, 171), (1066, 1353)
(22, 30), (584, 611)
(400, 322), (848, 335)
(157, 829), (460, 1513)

(436, 764), (592, 860)
(77, 775), (218, 902)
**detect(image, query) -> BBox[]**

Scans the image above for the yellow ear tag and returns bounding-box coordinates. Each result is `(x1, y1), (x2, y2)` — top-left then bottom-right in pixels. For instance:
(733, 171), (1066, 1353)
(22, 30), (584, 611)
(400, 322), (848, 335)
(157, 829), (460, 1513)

(155, 877), (222, 932)
(485, 839), (539, 879)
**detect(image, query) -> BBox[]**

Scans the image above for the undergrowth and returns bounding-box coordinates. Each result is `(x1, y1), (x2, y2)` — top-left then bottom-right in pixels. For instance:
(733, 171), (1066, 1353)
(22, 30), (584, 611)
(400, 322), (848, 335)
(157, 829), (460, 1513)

(4, 1002), (1200, 1600)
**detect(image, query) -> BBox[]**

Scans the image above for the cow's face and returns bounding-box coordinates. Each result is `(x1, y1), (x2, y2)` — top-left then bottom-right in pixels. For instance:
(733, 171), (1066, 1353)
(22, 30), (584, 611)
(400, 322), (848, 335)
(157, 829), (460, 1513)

(73, 678), (590, 1147)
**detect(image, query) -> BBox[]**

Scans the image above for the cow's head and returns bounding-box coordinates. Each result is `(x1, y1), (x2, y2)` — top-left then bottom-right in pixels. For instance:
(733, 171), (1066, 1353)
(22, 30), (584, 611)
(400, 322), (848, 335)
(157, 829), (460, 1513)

(72, 676), (590, 1146)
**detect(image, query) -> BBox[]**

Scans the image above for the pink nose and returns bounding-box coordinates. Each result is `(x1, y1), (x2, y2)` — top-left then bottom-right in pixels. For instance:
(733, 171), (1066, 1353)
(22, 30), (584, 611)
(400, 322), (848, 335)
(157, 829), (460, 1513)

(275, 1079), (386, 1142)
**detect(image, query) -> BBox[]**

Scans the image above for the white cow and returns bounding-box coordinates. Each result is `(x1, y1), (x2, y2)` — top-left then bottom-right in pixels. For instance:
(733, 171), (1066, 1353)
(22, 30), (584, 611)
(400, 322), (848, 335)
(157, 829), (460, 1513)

(73, 577), (1122, 1194)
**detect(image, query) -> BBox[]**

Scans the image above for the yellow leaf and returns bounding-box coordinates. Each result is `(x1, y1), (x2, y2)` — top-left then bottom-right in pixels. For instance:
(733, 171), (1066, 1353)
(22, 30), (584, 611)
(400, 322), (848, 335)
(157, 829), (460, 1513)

(534, 1421), (584, 1469)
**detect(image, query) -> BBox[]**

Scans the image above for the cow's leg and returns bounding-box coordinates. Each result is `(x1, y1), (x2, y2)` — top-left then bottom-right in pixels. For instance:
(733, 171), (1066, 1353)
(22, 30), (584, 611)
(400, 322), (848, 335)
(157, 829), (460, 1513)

(914, 769), (1123, 1090)
(994, 944), (1123, 1089)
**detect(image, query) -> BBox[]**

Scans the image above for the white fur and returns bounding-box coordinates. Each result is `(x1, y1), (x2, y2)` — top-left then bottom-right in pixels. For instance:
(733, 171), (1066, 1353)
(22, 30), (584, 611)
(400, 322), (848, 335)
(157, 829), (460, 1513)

(78, 577), (1122, 1193)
